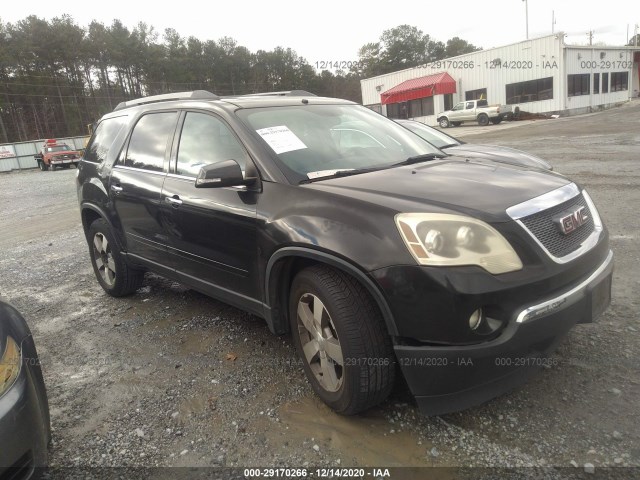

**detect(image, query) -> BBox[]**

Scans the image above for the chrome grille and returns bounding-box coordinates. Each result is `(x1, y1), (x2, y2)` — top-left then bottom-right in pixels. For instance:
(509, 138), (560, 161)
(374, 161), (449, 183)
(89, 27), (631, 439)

(520, 193), (595, 258)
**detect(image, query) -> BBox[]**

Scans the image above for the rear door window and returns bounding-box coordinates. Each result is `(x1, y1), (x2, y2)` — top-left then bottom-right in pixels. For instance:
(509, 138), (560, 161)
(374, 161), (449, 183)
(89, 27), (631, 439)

(123, 112), (178, 171)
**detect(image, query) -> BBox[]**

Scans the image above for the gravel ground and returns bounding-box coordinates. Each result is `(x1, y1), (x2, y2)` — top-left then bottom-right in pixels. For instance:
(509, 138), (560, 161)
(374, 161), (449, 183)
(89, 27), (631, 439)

(0, 101), (639, 478)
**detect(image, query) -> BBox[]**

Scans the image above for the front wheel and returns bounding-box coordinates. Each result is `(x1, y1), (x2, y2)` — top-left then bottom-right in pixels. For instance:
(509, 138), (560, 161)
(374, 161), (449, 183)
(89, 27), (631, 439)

(38, 162), (48, 171)
(477, 114), (489, 126)
(289, 265), (395, 415)
(88, 218), (144, 297)
(438, 117), (450, 128)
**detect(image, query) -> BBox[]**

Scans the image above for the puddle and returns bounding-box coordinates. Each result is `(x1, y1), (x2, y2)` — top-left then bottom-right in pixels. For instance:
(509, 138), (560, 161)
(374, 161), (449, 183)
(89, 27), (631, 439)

(276, 396), (434, 467)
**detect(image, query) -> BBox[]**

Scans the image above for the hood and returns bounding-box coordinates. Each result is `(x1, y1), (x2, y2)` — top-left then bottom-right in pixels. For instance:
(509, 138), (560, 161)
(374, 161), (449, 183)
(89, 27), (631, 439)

(445, 144), (552, 170)
(305, 158), (569, 222)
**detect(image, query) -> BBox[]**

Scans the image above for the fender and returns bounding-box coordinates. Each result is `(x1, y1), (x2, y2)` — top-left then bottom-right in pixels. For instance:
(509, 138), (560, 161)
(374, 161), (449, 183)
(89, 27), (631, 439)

(79, 202), (126, 248)
(265, 246), (399, 336)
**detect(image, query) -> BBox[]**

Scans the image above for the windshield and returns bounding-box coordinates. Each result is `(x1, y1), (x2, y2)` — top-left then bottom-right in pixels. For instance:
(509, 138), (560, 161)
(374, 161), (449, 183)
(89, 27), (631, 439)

(399, 121), (461, 149)
(46, 145), (72, 152)
(237, 104), (443, 183)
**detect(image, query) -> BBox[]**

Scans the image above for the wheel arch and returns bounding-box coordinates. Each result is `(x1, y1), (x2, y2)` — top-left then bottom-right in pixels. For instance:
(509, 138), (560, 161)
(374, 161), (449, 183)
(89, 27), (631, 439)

(80, 203), (124, 247)
(264, 247), (399, 337)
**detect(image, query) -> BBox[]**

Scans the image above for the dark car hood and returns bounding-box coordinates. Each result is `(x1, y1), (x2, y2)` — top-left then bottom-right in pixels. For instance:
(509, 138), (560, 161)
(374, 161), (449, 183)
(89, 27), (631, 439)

(305, 158), (569, 222)
(445, 144), (552, 170)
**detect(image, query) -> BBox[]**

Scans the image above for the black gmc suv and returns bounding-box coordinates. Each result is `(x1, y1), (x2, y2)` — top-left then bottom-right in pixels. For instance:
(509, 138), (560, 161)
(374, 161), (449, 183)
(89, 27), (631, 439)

(77, 90), (613, 416)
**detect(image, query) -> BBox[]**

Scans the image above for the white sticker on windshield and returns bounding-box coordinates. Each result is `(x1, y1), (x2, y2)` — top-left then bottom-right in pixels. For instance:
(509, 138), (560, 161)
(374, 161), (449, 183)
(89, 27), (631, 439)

(256, 126), (307, 154)
(307, 169), (354, 179)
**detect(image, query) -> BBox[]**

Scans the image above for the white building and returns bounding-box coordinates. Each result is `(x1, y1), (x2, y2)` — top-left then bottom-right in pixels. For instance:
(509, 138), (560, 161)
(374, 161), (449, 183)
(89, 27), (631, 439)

(360, 33), (640, 126)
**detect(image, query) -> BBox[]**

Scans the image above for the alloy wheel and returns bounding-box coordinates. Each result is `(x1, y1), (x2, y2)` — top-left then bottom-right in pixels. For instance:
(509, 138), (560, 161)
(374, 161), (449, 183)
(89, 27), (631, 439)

(296, 293), (344, 392)
(92, 232), (116, 286)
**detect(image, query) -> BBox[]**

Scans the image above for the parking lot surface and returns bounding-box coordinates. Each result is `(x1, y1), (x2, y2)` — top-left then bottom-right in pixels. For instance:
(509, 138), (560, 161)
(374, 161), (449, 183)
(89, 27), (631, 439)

(0, 101), (638, 475)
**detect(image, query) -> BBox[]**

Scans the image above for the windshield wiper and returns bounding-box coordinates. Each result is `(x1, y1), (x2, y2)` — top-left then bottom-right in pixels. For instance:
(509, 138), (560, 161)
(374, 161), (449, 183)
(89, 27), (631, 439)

(395, 153), (447, 166)
(439, 143), (459, 149)
(300, 166), (386, 184)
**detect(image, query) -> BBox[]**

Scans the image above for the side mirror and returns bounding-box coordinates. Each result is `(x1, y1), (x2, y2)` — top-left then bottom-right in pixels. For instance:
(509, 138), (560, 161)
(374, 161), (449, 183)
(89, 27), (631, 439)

(195, 160), (256, 188)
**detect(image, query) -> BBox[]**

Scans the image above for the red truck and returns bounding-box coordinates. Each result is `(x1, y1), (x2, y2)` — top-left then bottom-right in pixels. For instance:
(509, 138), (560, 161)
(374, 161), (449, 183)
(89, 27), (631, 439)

(34, 139), (82, 171)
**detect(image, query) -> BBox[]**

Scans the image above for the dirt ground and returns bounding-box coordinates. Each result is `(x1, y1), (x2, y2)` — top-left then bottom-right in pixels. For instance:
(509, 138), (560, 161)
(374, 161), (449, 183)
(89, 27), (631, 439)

(0, 101), (638, 478)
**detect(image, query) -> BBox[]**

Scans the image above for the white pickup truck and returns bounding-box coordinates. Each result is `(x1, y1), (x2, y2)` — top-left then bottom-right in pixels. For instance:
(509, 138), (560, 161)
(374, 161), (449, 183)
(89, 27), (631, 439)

(437, 99), (513, 128)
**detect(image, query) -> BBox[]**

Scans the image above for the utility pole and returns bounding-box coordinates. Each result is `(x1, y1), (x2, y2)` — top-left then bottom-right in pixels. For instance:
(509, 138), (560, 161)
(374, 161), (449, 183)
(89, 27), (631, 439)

(587, 30), (594, 46)
(552, 10), (556, 34)
(523, 0), (529, 39)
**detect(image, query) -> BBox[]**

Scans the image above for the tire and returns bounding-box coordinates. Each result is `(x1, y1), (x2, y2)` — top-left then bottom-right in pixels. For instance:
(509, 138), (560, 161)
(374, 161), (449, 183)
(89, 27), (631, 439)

(477, 113), (489, 126)
(289, 265), (395, 415)
(438, 117), (450, 128)
(452, 122), (462, 127)
(87, 218), (144, 297)
(50, 165), (56, 171)
(490, 117), (502, 125)
(38, 162), (48, 172)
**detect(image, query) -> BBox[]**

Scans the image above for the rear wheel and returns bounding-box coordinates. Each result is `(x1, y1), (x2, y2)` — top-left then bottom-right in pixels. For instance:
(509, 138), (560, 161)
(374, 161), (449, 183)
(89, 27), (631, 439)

(477, 113), (489, 126)
(88, 218), (144, 297)
(438, 117), (450, 128)
(490, 117), (503, 125)
(289, 265), (395, 415)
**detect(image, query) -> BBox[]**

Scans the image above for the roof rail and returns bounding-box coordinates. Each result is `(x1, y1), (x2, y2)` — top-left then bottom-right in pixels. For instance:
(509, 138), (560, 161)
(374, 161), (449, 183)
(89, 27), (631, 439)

(236, 90), (317, 97)
(113, 90), (220, 111)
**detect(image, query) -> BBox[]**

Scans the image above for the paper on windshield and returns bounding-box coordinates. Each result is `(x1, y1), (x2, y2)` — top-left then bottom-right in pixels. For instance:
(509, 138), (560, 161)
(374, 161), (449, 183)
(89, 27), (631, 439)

(256, 126), (307, 154)
(306, 169), (354, 179)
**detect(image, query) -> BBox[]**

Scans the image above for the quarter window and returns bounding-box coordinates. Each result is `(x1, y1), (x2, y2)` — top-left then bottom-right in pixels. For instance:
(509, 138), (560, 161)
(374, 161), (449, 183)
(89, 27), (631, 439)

(124, 112), (177, 171)
(177, 112), (249, 177)
(84, 116), (128, 164)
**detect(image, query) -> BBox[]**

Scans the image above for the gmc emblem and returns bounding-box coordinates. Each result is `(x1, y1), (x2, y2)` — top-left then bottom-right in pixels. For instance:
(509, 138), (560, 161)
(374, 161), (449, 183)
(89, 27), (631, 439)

(555, 206), (589, 235)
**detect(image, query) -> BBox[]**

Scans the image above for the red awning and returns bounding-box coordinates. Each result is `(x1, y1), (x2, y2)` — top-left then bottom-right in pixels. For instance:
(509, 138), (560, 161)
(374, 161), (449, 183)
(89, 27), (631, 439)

(380, 72), (457, 105)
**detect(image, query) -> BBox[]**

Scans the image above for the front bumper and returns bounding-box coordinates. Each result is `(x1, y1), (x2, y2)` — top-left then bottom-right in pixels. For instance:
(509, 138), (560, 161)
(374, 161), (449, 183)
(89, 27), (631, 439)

(50, 158), (78, 165)
(0, 336), (50, 475)
(392, 250), (613, 416)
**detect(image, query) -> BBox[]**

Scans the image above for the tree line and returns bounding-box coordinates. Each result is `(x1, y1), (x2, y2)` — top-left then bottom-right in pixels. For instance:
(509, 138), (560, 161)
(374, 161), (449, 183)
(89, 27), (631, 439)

(0, 17), (480, 143)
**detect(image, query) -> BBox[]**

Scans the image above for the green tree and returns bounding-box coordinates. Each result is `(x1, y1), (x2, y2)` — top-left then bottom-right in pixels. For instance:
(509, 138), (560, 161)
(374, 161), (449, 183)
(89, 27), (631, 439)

(445, 36), (481, 57)
(353, 25), (481, 78)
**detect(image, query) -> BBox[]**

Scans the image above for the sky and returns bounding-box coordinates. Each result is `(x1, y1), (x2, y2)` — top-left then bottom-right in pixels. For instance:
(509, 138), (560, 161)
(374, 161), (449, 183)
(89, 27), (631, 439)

(2, 0), (639, 70)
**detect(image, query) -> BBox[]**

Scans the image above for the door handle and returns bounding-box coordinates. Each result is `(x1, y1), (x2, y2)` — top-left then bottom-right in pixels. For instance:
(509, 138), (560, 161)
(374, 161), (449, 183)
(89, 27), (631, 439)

(165, 196), (183, 207)
(111, 185), (123, 193)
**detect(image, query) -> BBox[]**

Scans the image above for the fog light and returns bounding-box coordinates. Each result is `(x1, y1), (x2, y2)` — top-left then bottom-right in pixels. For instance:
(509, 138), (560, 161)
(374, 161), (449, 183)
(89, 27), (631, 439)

(469, 309), (483, 331)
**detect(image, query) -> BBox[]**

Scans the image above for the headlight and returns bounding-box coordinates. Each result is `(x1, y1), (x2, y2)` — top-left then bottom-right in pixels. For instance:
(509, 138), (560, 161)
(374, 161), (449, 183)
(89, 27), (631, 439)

(395, 213), (523, 274)
(0, 336), (21, 397)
